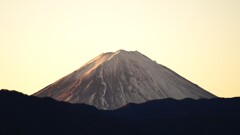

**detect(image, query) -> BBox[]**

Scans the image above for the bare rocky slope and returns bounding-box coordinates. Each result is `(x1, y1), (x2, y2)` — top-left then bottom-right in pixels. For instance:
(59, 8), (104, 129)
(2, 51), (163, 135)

(33, 50), (216, 109)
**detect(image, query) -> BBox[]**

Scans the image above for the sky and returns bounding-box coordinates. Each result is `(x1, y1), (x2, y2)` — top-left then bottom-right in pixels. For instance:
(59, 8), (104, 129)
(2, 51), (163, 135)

(0, 0), (240, 97)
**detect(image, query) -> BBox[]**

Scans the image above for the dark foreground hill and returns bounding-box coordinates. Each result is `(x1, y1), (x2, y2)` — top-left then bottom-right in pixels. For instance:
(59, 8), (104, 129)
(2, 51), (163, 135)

(0, 89), (240, 135)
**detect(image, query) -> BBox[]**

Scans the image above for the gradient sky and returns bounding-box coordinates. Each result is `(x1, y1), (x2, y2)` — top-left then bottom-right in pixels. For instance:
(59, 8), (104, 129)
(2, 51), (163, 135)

(1, 0), (240, 97)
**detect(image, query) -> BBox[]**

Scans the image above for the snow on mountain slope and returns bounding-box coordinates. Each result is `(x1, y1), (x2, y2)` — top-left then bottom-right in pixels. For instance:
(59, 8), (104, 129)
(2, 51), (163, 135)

(33, 50), (216, 110)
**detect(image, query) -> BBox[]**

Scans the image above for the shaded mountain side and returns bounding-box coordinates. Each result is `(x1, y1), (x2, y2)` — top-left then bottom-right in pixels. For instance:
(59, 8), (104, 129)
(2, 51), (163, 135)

(1, 89), (240, 135)
(34, 50), (216, 110)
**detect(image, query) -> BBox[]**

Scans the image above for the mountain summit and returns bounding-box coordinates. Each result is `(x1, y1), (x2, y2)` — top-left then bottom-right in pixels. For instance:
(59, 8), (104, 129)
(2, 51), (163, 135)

(34, 50), (216, 109)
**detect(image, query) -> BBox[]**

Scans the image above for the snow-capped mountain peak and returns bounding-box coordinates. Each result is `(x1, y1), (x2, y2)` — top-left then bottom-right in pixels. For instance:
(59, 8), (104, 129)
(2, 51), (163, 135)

(34, 50), (216, 110)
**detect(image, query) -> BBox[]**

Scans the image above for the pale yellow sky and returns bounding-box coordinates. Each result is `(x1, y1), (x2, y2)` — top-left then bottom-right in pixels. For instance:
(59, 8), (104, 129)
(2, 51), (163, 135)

(0, 0), (240, 97)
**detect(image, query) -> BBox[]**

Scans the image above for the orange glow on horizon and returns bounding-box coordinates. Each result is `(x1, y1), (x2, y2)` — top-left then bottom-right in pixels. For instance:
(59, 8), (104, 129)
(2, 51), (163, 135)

(0, 0), (240, 97)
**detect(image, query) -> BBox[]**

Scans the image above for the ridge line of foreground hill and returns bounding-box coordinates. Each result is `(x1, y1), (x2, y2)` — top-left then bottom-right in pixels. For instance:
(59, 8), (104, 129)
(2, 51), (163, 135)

(0, 89), (240, 135)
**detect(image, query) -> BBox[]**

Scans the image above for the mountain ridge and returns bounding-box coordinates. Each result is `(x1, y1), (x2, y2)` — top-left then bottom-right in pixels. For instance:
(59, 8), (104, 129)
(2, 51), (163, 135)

(34, 50), (216, 109)
(1, 89), (239, 135)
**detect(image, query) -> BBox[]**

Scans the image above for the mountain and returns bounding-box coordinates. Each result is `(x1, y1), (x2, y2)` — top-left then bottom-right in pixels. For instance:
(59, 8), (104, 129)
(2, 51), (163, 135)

(1, 90), (239, 135)
(33, 50), (216, 109)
